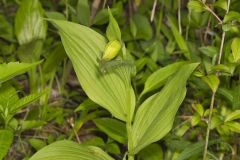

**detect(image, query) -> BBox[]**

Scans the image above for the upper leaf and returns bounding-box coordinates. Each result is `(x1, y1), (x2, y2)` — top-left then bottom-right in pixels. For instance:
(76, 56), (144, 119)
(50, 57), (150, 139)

(51, 20), (135, 122)
(15, 0), (47, 45)
(131, 63), (199, 153)
(106, 8), (121, 41)
(141, 61), (186, 96)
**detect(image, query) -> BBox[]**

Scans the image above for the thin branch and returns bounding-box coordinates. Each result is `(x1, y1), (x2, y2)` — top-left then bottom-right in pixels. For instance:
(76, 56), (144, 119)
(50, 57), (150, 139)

(204, 12), (212, 44)
(150, 0), (157, 22)
(217, 0), (231, 64)
(217, 32), (226, 64)
(178, 0), (182, 34)
(205, 6), (222, 24)
(203, 92), (216, 160)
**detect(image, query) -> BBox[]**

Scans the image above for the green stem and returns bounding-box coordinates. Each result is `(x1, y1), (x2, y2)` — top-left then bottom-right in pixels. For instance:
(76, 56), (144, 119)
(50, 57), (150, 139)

(203, 1), (231, 159)
(127, 121), (134, 160)
(128, 155), (134, 160)
(29, 68), (37, 93)
(178, 0), (182, 34)
(203, 92), (216, 160)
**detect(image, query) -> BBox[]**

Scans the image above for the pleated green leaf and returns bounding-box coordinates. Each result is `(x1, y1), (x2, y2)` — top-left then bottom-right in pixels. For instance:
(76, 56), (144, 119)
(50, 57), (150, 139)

(29, 140), (113, 160)
(0, 129), (13, 160)
(132, 63), (199, 153)
(51, 20), (135, 122)
(15, 0), (47, 45)
(0, 62), (40, 84)
(141, 61), (186, 96)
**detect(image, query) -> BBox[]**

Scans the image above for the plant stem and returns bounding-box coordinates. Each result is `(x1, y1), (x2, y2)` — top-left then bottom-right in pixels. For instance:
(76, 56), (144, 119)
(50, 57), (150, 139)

(127, 121), (134, 160)
(217, 32), (226, 65)
(205, 6), (222, 24)
(128, 155), (134, 160)
(203, 1), (231, 159)
(178, 0), (182, 34)
(203, 92), (216, 160)
(217, 0), (231, 65)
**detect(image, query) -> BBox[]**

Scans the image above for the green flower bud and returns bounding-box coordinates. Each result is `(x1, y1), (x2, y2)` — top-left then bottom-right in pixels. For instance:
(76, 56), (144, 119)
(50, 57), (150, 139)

(102, 40), (121, 61)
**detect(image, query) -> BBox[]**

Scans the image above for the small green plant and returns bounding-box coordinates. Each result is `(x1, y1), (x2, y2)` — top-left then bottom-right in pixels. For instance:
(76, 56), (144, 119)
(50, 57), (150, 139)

(0, 61), (41, 160)
(28, 9), (199, 160)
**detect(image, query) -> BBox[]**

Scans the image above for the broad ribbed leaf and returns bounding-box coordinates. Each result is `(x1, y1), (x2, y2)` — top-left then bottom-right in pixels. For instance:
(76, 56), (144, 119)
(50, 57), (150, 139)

(132, 63), (199, 153)
(29, 140), (113, 160)
(93, 118), (127, 144)
(15, 0), (47, 45)
(0, 62), (40, 84)
(51, 20), (135, 122)
(141, 61), (186, 96)
(0, 129), (13, 160)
